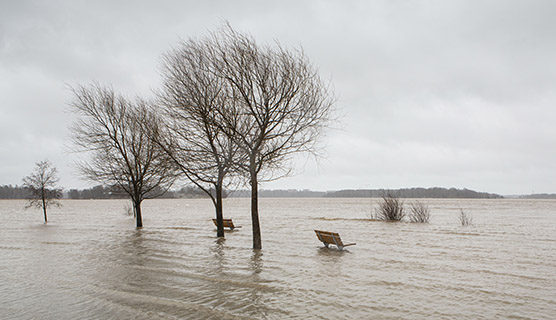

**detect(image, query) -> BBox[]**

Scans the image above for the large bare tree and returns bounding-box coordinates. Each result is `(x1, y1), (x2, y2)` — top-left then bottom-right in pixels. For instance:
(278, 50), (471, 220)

(190, 25), (336, 249)
(70, 84), (178, 227)
(156, 39), (243, 237)
(22, 160), (62, 223)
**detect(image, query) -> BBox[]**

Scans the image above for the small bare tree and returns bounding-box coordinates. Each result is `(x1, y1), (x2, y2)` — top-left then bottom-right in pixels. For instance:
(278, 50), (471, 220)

(70, 84), (178, 227)
(377, 193), (405, 221)
(156, 39), (243, 237)
(22, 160), (62, 223)
(204, 24), (335, 249)
(409, 200), (430, 223)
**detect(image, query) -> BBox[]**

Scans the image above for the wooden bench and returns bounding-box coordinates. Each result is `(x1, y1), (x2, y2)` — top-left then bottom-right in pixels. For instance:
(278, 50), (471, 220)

(212, 218), (241, 230)
(314, 230), (355, 250)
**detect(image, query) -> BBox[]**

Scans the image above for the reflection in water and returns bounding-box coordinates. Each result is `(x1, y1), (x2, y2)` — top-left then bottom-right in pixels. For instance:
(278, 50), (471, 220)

(95, 229), (159, 304)
(204, 237), (229, 315)
(205, 242), (271, 318)
(315, 247), (348, 278)
(246, 250), (265, 317)
(126, 229), (149, 259)
(316, 246), (350, 256)
(210, 237), (227, 275)
(250, 250), (263, 275)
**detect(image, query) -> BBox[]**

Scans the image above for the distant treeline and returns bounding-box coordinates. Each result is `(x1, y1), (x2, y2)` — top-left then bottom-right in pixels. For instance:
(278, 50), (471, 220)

(0, 185), (220, 199)
(516, 193), (556, 199)
(1, 185), (544, 200)
(66, 185), (126, 199)
(0, 185), (28, 199)
(229, 189), (326, 198)
(322, 188), (503, 199)
(230, 187), (503, 198)
(65, 185), (219, 199)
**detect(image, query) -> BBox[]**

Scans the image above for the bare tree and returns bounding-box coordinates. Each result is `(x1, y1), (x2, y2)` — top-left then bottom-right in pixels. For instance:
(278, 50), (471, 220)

(70, 84), (178, 227)
(155, 39), (243, 237)
(22, 160), (62, 223)
(206, 25), (335, 249)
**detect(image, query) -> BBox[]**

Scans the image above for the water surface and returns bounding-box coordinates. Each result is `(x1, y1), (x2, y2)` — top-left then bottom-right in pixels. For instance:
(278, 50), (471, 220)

(1, 198), (555, 319)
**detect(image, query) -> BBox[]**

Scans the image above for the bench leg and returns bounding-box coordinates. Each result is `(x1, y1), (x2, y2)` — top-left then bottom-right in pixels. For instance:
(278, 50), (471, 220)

(323, 242), (329, 248)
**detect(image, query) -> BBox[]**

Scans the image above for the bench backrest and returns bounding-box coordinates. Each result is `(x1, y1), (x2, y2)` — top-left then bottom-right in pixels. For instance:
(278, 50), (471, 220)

(213, 219), (234, 228)
(314, 230), (345, 247)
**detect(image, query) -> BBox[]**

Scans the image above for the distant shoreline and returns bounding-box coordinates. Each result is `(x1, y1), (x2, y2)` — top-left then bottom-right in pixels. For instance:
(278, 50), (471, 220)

(2, 185), (555, 200)
(229, 187), (504, 199)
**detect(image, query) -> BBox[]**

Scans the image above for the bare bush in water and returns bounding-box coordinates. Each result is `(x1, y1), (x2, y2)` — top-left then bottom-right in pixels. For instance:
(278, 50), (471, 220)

(409, 201), (430, 223)
(377, 193), (405, 221)
(367, 208), (380, 221)
(458, 209), (472, 226)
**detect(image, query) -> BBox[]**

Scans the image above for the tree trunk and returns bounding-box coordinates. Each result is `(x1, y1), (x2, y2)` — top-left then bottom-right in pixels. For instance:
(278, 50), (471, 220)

(215, 182), (225, 237)
(42, 195), (47, 223)
(250, 163), (262, 250)
(135, 200), (143, 228)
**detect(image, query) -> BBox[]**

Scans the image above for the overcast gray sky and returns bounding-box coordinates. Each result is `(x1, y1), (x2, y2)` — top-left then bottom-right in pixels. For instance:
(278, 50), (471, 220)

(1, 0), (555, 195)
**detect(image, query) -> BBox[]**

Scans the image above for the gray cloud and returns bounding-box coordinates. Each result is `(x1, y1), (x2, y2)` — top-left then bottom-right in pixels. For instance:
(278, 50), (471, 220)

(1, 0), (555, 194)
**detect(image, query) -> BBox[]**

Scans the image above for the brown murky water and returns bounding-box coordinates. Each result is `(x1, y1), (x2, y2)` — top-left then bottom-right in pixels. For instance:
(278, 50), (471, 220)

(1, 198), (555, 319)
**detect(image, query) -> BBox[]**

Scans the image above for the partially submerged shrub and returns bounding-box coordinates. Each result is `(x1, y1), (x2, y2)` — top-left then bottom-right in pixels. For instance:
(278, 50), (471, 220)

(377, 193), (405, 221)
(367, 209), (379, 221)
(409, 201), (430, 223)
(124, 202), (133, 216)
(458, 209), (472, 226)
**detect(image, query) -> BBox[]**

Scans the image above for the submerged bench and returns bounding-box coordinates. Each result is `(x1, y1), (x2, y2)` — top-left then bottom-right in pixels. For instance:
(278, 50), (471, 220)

(314, 230), (356, 250)
(212, 218), (241, 230)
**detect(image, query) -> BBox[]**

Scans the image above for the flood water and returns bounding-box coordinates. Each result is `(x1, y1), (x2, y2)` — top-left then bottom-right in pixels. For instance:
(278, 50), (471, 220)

(1, 198), (555, 319)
